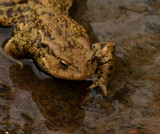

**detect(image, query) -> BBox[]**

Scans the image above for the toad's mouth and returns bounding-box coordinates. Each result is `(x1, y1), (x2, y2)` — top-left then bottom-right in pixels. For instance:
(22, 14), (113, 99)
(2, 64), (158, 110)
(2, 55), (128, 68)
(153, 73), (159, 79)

(49, 59), (97, 80)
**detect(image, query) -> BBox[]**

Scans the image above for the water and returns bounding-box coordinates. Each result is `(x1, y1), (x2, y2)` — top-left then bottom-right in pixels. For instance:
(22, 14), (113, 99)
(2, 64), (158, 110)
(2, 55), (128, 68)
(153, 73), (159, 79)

(0, 0), (160, 133)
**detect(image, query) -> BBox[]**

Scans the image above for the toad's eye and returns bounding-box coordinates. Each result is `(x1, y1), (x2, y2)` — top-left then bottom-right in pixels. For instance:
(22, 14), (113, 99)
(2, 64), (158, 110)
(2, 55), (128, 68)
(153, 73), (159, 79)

(60, 59), (68, 69)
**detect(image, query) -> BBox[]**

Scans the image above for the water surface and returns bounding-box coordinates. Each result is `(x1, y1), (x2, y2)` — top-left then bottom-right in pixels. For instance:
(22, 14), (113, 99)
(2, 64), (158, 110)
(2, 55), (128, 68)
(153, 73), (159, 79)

(0, 0), (160, 133)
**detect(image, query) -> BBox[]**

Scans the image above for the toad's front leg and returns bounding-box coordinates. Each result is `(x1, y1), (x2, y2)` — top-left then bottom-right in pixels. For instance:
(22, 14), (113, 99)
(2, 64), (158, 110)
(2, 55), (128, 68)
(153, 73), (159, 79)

(89, 42), (115, 96)
(2, 22), (42, 65)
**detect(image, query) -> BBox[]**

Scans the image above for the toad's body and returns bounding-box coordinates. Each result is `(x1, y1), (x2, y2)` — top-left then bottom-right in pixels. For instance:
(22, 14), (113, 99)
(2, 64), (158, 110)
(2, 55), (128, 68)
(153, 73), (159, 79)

(0, 0), (115, 95)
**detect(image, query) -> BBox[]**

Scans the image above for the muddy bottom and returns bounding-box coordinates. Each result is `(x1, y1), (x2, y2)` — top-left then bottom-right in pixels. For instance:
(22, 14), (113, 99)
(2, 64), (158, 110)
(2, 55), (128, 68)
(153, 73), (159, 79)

(0, 0), (160, 134)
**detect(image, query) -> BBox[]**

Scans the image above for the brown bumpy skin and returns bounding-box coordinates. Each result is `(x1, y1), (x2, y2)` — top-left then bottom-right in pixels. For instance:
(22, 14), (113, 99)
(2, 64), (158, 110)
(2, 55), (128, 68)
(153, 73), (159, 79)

(0, 0), (115, 96)
(89, 42), (115, 96)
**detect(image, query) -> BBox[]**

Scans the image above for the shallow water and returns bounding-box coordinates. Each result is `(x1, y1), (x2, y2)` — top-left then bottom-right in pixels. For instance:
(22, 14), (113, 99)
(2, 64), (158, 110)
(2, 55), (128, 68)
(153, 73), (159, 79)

(0, 0), (160, 133)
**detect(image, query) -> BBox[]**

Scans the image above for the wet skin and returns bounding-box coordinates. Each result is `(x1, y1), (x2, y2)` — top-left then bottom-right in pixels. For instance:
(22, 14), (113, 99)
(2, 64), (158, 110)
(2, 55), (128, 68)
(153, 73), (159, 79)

(0, 0), (115, 96)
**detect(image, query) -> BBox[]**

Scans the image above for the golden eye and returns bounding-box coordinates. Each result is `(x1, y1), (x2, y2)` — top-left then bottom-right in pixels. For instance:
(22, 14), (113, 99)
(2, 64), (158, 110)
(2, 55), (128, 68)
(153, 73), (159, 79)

(60, 59), (68, 69)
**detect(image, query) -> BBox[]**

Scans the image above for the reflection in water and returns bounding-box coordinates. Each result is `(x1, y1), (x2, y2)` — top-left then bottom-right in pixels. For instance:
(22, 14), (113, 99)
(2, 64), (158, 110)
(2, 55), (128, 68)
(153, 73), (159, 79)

(8, 64), (90, 133)
(0, 0), (160, 133)
(0, 80), (14, 133)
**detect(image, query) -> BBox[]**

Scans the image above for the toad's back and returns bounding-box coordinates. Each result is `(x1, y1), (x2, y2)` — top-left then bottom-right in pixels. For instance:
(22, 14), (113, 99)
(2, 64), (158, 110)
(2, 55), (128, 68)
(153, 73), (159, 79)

(0, 0), (115, 96)
(0, 0), (97, 80)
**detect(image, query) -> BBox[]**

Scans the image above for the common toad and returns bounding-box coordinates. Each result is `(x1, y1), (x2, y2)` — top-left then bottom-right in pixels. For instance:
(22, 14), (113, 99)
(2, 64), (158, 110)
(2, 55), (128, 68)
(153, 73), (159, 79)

(0, 0), (115, 96)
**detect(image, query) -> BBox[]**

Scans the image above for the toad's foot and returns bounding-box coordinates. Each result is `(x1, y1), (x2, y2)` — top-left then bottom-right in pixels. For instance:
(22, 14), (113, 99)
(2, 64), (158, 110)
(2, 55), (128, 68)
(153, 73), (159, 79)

(88, 42), (115, 96)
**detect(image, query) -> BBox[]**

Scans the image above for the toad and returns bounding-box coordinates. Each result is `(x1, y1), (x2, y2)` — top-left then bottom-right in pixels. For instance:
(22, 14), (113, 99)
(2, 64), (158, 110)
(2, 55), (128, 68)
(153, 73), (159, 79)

(0, 0), (115, 96)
